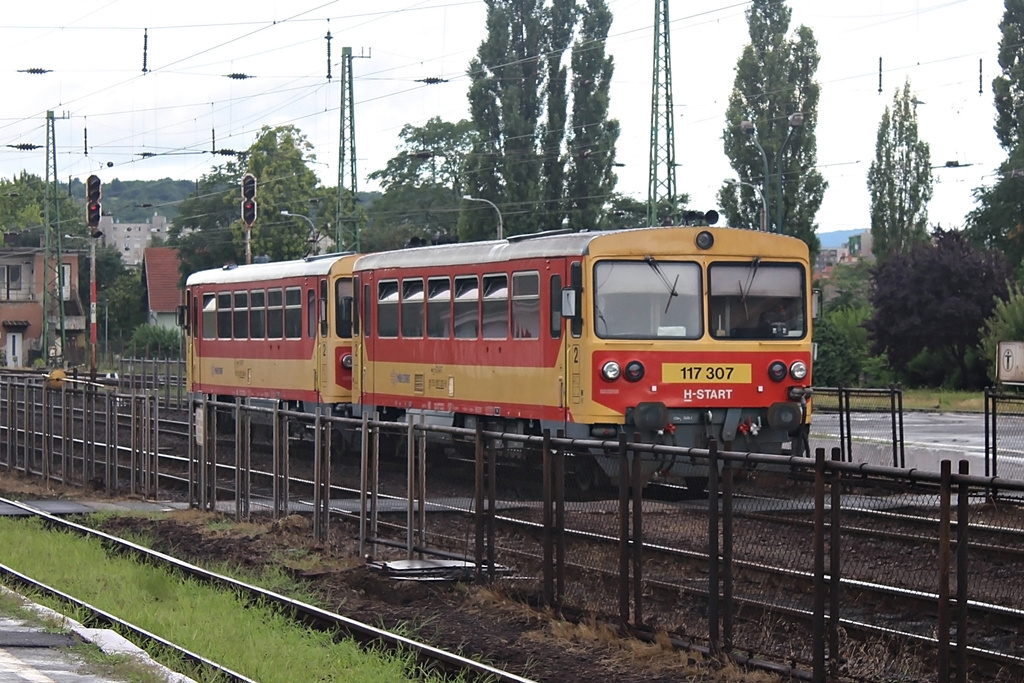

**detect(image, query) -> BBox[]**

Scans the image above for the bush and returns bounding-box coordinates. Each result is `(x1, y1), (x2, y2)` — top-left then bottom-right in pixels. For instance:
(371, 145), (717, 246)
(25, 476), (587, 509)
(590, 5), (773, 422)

(127, 324), (182, 359)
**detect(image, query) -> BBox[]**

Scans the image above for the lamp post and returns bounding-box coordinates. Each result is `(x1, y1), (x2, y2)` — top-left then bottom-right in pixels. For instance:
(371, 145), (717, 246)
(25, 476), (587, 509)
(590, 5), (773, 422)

(724, 178), (768, 232)
(740, 121), (770, 231)
(462, 195), (504, 240)
(775, 112), (804, 234)
(280, 210), (319, 254)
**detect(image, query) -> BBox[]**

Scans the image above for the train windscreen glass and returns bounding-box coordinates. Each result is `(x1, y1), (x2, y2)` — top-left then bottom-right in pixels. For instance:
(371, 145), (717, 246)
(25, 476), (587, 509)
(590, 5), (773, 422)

(708, 262), (805, 339)
(593, 260), (701, 339)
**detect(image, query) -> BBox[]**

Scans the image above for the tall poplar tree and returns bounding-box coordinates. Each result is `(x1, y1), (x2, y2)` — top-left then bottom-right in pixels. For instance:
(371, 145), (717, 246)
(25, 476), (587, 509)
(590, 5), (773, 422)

(566, 0), (620, 231)
(965, 0), (1024, 275)
(866, 80), (933, 260)
(462, 0), (618, 240)
(718, 0), (825, 256)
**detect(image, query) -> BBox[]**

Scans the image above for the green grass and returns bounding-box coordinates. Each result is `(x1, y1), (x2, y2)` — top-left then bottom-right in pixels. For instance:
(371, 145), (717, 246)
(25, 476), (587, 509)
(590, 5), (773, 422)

(0, 517), (449, 683)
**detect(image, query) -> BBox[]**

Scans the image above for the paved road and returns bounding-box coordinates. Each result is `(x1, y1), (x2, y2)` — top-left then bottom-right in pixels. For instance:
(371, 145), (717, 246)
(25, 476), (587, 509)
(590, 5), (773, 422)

(810, 411), (1024, 480)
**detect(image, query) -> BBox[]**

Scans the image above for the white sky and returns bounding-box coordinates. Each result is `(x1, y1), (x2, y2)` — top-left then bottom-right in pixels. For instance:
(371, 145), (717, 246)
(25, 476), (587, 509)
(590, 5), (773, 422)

(0, 1), (1007, 234)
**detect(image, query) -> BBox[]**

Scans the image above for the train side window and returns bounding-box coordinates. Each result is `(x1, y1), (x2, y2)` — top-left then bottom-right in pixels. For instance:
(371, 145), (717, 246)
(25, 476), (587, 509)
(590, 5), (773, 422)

(285, 287), (302, 339)
(512, 271), (539, 339)
(427, 277), (451, 339)
(549, 274), (562, 338)
(482, 274), (508, 339)
(202, 293), (216, 340)
(362, 282), (371, 338)
(377, 280), (399, 338)
(233, 291), (249, 339)
(319, 280), (328, 337)
(336, 277), (354, 338)
(307, 288), (316, 338)
(401, 278), (425, 338)
(249, 289), (266, 339)
(454, 275), (479, 339)
(217, 292), (232, 339)
(267, 288), (284, 339)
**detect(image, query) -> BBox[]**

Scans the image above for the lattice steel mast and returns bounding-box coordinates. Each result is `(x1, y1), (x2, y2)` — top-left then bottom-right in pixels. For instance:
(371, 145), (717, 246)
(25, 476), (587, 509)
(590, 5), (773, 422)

(647, 0), (677, 227)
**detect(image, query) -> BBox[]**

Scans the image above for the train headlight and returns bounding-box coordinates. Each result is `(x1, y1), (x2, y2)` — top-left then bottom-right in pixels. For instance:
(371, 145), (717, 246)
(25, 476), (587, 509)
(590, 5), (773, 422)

(696, 230), (715, 250)
(601, 360), (621, 381)
(624, 360), (645, 382)
(341, 353), (353, 370)
(767, 361), (787, 382)
(789, 361), (808, 381)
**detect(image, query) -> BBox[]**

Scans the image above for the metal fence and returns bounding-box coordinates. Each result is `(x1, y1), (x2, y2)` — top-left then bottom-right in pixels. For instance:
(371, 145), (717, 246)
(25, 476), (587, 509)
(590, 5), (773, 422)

(5, 377), (1024, 682)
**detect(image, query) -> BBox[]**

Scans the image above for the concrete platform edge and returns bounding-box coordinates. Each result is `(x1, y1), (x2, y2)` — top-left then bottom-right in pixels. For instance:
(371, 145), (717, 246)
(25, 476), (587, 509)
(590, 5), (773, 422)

(0, 585), (199, 683)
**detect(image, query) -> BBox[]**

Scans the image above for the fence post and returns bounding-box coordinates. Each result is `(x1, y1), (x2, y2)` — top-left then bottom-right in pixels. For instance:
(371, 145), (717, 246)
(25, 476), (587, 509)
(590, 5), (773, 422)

(618, 434), (630, 625)
(938, 460), (952, 682)
(956, 459), (969, 683)
(474, 422), (485, 583)
(707, 439), (720, 654)
(358, 412), (370, 559)
(812, 446), (826, 682)
(829, 447), (843, 675)
(722, 455), (734, 649)
(631, 435), (643, 628)
(555, 429), (566, 604)
(542, 429), (553, 608)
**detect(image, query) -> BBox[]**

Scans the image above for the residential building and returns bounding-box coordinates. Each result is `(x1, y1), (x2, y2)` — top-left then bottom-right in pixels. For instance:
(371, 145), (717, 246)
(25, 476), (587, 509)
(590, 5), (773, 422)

(100, 213), (169, 266)
(0, 248), (84, 368)
(140, 247), (183, 330)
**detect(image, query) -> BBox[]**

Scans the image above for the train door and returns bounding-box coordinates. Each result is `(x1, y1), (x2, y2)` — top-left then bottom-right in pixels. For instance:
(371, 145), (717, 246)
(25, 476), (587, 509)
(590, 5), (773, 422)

(315, 278), (328, 404)
(358, 277), (374, 414)
(563, 261), (584, 427)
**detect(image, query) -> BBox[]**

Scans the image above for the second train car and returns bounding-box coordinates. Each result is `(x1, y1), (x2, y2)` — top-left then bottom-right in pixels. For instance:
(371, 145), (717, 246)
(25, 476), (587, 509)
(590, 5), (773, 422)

(183, 252), (360, 441)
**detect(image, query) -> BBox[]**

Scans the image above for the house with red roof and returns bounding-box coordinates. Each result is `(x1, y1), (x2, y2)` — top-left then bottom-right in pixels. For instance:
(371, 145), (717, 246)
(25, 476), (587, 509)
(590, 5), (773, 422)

(140, 247), (183, 330)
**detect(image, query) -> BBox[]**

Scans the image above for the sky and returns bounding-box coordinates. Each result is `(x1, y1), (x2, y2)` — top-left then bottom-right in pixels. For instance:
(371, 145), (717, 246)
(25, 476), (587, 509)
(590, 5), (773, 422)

(0, 1), (1008, 234)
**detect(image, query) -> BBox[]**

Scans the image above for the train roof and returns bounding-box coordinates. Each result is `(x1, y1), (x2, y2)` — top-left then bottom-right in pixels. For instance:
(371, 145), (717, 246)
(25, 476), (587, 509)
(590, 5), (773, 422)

(185, 252), (356, 287)
(352, 225), (807, 273)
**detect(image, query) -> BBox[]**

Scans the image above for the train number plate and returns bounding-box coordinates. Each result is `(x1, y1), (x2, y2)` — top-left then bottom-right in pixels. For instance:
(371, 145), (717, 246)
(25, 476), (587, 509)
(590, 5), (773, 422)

(662, 363), (751, 384)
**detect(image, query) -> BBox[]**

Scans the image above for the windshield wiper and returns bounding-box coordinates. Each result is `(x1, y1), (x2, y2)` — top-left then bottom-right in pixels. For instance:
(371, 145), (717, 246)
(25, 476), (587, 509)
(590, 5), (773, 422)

(645, 255), (678, 313)
(739, 256), (761, 318)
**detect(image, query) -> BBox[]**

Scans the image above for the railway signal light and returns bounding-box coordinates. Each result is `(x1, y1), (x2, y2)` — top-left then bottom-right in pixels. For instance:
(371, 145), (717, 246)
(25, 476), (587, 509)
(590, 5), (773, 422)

(241, 173), (257, 227)
(86, 175), (102, 228)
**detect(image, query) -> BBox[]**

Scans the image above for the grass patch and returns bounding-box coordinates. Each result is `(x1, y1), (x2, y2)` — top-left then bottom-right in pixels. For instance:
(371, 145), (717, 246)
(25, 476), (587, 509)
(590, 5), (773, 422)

(0, 517), (451, 683)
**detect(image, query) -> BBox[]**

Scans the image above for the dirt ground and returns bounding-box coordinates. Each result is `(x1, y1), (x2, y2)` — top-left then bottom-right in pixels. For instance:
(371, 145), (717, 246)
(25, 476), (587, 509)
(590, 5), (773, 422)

(0, 472), (796, 683)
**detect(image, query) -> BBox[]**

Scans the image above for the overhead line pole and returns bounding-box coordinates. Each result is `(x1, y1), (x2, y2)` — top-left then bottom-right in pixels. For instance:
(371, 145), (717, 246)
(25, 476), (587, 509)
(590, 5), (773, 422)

(647, 0), (677, 227)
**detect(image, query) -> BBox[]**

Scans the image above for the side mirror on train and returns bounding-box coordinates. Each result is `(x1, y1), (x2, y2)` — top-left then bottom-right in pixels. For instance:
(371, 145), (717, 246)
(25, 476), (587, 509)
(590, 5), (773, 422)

(812, 289), (822, 320)
(176, 304), (188, 331)
(561, 287), (581, 319)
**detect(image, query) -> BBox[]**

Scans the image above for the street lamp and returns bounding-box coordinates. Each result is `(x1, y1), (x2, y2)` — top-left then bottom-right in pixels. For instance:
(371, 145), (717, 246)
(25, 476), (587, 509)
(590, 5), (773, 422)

(462, 195), (504, 240)
(280, 210), (320, 253)
(775, 112), (804, 233)
(724, 178), (768, 232)
(740, 121), (770, 231)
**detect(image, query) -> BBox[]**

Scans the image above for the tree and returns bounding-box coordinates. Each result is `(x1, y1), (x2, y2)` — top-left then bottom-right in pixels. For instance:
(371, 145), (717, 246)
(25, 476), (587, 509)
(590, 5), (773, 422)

(169, 163), (244, 281)
(813, 306), (871, 387)
(169, 125), (324, 279)
(867, 80), (933, 259)
(365, 118), (476, 250)
(462, 0), (619, 240)
(867, 228), (1010, 388)
(244, 125), (322, 261)
(0, 172), (81, 246)
(965, 1), (1024, 273)
(979, 283), (1024, 384)
(718, 0), (825, 257)
(565, 0), (620, 232)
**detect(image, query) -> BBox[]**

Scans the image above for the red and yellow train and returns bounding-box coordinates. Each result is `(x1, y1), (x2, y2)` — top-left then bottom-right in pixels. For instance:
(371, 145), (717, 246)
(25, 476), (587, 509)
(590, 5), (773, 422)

(183, 225), (814, 487)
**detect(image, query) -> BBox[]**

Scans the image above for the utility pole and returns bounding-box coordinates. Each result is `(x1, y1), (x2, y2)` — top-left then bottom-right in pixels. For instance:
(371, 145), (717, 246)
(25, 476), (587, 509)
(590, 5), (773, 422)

(43, 111), (68, 367)
(336, 47), (369, 252)
(647, 0), (677, 227)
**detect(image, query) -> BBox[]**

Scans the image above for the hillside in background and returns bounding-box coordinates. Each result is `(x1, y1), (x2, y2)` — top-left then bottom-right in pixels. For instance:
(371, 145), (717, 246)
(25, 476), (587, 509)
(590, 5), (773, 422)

(69, 177), (195, 223)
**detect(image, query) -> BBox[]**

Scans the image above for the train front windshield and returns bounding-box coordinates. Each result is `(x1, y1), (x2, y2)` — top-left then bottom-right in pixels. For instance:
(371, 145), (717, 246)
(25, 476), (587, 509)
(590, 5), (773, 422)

(593, 259), (806, 341)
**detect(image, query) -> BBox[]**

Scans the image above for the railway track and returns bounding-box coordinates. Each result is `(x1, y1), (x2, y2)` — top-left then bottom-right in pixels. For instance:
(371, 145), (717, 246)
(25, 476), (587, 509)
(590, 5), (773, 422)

(0, 497), (536, 683)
